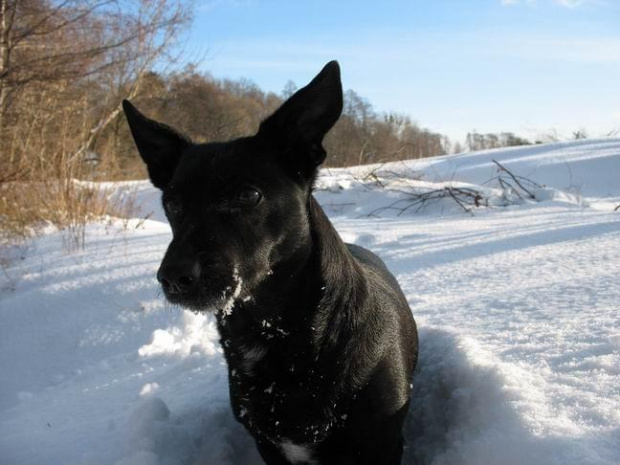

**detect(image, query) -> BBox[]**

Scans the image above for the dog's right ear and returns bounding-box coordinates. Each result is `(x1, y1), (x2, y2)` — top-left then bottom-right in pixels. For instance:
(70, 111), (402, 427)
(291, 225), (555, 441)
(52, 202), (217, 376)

(122, 100), (191, 190)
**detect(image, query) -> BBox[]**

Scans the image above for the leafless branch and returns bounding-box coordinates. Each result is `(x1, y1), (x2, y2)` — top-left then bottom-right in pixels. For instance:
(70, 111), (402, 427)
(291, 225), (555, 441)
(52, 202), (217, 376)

(365, 186), (486, 217)
(492, 159), (540, 199)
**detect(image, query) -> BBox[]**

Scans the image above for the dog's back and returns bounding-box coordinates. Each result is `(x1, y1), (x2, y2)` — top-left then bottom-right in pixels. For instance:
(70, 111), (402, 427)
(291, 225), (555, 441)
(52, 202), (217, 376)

(347, 241), (418, 377)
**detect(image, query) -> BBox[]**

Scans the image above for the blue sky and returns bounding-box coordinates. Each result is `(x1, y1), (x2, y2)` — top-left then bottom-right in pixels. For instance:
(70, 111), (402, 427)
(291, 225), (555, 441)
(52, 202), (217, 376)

(186, 0), (620, 143)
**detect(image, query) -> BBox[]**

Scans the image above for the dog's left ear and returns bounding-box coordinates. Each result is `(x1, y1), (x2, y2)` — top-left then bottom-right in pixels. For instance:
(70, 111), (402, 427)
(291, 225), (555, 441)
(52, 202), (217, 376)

(258, 61), (343, 175)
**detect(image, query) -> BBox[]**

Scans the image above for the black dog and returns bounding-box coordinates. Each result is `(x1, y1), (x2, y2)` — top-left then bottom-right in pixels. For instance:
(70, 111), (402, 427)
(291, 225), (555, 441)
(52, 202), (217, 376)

(123, 61), (418, 465)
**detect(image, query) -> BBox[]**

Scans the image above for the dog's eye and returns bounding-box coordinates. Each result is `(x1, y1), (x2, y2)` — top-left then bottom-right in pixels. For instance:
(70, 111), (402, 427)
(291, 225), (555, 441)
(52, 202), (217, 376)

(233, 188), (262, 207)
(164, 198), (182, 216)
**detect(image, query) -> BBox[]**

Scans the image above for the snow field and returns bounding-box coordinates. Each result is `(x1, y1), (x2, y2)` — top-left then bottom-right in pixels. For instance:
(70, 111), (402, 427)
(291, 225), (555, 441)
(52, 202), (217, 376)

(1, 138), (619, 464)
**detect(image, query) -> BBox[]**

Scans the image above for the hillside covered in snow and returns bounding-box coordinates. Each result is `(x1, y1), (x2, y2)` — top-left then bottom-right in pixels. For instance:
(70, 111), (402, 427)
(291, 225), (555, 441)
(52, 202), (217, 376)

(1, 138), (619, 465)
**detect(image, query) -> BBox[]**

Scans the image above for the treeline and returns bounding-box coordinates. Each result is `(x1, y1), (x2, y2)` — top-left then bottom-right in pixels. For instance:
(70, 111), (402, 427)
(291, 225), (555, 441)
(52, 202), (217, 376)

(326, 90), (449, 166)
(94, 69), (284, 178)
(465, 131), (532, 152)
(0, 2), (453, 182)
(0, 0), (538, 246)
(111, 71), (451, 175)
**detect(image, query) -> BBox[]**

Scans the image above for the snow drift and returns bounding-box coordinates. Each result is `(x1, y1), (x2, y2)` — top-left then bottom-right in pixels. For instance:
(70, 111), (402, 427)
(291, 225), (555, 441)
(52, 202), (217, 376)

(1, 139), (619, 464)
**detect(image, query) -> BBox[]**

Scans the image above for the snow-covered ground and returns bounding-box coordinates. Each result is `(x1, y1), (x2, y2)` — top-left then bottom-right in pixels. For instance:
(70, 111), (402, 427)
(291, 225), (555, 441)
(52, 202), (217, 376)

(1, 138), (619, 465)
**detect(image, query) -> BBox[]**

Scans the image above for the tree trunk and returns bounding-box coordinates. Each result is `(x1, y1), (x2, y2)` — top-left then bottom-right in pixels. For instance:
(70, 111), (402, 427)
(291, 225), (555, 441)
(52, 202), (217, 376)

(0, 0), (13, 139)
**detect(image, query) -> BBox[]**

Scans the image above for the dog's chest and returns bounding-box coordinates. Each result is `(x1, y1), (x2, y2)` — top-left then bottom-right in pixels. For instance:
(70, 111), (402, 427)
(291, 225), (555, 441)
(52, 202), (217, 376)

(223, 334), (340, 445)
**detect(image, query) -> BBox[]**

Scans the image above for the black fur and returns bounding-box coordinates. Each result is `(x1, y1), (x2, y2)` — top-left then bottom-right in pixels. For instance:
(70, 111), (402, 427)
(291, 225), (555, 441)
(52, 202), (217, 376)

(123, 61), (418, 465)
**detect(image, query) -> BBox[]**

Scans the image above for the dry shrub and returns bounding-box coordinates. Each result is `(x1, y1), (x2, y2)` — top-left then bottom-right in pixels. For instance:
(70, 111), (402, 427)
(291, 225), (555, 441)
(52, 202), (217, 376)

(0, 79), (139, 251)
(0, 175), (140, 252)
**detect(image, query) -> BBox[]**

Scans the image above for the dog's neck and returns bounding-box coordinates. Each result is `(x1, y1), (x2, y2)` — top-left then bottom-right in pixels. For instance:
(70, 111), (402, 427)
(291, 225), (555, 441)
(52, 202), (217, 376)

(215, 194), (367, 349)
(306, 195), (368, 350)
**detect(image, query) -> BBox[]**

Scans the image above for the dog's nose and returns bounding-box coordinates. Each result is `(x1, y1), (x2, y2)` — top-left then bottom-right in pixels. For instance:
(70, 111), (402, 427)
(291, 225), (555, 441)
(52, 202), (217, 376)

(157, 260), (201, 294)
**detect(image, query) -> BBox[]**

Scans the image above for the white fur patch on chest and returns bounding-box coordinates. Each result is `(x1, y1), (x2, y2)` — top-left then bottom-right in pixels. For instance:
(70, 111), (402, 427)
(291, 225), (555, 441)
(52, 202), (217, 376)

(280, 440), (317, 464)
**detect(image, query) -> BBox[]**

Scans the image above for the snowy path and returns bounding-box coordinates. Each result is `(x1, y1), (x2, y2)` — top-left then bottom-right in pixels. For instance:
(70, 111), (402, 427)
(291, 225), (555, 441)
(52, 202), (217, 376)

(1, 139), (619, 465)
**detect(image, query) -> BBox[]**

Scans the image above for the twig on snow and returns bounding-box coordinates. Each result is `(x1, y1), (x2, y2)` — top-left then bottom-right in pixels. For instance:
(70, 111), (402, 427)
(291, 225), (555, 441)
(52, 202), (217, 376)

(492, 159), (541, 199)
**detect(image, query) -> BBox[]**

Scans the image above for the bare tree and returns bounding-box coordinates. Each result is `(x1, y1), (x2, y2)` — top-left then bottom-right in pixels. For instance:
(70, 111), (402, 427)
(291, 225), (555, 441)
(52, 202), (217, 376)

(0, 0), (192, 164)
(0, 0), (193, 249)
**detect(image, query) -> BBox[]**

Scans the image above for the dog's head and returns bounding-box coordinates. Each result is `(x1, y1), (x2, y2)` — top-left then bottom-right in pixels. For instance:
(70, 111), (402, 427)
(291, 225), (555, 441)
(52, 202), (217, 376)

(123, 61), (343, 312)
